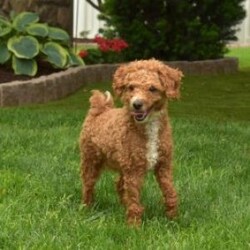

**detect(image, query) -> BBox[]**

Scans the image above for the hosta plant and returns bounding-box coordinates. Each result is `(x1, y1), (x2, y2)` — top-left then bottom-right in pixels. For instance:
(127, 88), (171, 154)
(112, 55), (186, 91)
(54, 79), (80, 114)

(0, 12), (84, 76)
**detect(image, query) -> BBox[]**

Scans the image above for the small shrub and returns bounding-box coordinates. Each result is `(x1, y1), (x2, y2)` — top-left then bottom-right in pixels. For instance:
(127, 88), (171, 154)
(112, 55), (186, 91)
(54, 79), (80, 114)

(0, 12), (84, 76)
(78, 36), (128, 64)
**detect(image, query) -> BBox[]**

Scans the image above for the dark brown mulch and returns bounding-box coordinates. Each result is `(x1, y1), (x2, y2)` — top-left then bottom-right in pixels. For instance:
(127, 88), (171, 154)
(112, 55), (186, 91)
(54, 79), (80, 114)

(0, 64), (63, 84)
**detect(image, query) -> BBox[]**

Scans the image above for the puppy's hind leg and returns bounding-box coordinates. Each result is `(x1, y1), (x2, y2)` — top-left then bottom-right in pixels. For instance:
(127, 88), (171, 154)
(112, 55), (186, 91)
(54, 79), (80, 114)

(80, 144), (103, 206)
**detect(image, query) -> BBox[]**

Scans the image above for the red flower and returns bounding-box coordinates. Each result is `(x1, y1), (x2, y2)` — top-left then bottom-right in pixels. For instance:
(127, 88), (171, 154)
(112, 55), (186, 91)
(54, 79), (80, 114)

(93, 36), (105, 44)
(93, 36), (128, 53)
(110, 38), (128, 52)
(78, 50), (88, 58)
(93, 36), (110, 52)
(99, 41), (110, 52)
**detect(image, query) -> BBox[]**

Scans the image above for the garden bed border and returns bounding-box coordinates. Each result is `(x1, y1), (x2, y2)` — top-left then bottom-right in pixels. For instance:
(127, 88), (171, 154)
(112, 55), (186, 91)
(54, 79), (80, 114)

(0, 57), (238, 107)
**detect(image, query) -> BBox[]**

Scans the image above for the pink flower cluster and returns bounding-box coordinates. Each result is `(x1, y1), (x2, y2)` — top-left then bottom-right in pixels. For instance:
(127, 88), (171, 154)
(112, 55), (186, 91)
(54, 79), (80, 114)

(93, 36), (128, 52)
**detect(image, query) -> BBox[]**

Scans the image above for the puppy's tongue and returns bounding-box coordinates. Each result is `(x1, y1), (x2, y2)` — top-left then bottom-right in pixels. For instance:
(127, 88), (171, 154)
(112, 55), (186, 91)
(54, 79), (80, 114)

(132, 111), (148, 122)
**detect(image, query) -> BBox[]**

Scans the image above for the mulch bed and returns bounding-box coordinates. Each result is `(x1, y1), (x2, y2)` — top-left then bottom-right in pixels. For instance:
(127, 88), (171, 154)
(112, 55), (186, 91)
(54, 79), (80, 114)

(0, 64), (62, 84)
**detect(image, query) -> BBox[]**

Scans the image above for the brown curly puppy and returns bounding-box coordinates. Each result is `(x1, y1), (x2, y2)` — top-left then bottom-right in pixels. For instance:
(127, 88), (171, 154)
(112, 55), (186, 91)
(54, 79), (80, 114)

(79, 59), (183, 225)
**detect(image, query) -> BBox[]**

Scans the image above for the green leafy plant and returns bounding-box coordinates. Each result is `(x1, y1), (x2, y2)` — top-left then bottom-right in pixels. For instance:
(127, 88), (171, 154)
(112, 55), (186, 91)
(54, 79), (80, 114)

(100, 0), (245, 61)
(0, 12), (84, 76)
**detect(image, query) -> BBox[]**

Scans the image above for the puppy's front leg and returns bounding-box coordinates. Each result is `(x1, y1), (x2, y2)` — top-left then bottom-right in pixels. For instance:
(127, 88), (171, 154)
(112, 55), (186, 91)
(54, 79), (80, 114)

(154, 162), (178, 219)
(123, 170), (145, 226)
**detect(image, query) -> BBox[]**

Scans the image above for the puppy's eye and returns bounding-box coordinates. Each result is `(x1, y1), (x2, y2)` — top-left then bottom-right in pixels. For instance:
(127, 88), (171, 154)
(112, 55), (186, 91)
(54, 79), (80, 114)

(128, 85), (134, 91)
(149, 86), (158, 92)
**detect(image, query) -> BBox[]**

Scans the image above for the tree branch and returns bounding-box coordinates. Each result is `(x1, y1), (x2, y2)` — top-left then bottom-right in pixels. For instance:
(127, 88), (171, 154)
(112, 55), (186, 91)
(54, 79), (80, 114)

(97, 0), (102, 7)
(86, 0), (102, 12)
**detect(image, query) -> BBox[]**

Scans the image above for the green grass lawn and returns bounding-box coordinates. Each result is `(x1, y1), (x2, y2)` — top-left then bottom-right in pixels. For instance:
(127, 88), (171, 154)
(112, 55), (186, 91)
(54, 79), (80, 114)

(1, 50), (250, 249)
(227, 46), (250, 69)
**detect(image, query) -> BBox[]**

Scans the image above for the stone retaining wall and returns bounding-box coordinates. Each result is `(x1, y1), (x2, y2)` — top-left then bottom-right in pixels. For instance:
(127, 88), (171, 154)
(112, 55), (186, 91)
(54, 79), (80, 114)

(0, 57), (238, 107)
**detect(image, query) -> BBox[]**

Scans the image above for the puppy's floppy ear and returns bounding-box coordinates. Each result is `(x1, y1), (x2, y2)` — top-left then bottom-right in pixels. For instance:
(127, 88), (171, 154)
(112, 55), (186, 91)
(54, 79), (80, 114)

(158, 64), (183, 99)
(112, 64), (128, 97)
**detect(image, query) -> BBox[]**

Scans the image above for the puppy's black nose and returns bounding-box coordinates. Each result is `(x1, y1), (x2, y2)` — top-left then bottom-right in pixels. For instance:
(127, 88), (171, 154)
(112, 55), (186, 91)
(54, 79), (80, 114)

(133, 100), (143, 110)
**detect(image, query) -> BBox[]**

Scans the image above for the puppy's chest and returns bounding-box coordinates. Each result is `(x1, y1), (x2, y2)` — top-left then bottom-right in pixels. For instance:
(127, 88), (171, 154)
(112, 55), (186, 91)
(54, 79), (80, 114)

(145, 120), (161, 170)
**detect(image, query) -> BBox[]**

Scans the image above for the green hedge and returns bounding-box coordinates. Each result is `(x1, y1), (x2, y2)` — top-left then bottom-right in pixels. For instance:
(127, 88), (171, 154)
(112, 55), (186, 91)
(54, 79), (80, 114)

(100, 0), (245, 61)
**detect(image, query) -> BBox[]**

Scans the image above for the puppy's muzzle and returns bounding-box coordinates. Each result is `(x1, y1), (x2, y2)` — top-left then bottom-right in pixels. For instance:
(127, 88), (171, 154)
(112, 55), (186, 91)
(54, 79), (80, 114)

(130, 98), (149, 122)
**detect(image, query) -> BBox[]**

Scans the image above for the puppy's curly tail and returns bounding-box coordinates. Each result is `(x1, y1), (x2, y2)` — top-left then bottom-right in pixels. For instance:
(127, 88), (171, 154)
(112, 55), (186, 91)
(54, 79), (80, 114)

(88, 90), (114, 116)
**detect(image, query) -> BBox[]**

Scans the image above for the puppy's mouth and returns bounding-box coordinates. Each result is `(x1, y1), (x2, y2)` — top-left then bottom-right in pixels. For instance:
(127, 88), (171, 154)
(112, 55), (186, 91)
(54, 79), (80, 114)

(131, 105), (154, 122)
(131, 111), (149, 122)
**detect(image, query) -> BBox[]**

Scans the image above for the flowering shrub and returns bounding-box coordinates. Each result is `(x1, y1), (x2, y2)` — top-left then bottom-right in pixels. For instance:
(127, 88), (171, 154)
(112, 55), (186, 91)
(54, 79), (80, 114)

(78, 36), (128, 64)
(94, 36), (128, 52)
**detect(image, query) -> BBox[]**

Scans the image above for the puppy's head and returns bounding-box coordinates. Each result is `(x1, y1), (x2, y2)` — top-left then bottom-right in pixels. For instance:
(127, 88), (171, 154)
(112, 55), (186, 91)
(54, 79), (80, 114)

(113, 59), (183, 123)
